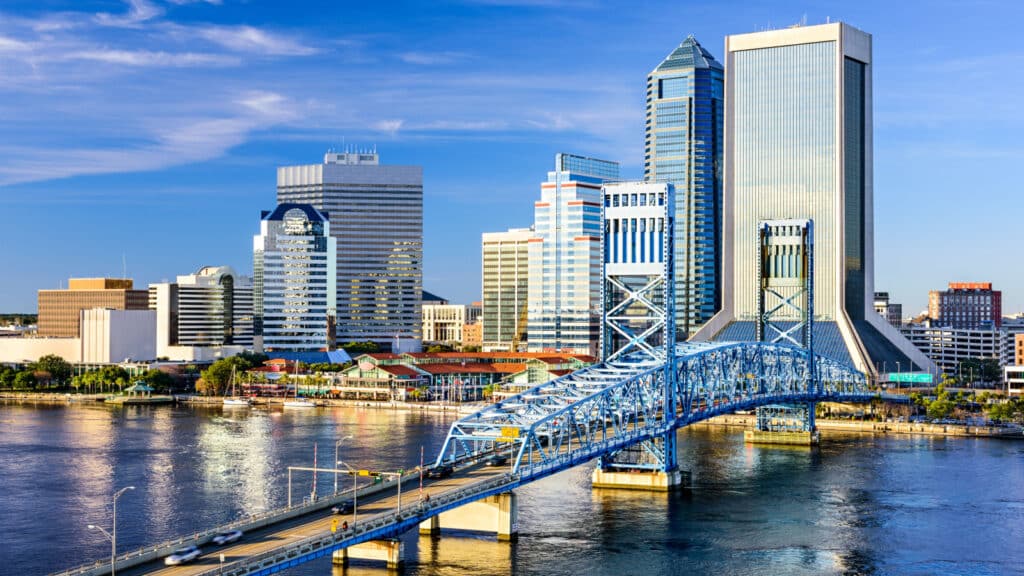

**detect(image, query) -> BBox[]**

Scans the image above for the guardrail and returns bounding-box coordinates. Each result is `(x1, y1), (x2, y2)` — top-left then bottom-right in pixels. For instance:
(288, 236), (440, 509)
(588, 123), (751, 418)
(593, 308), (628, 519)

(51, 456), (484, 576)
(192, 473), (516, 576)
(51, 473), (411, 576)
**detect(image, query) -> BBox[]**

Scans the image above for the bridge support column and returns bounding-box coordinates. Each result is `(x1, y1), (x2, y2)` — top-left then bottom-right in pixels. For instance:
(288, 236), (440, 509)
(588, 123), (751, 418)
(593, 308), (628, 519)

(745, 404), (820, 445)
(333, 538), (404, 569)
(419, 492), (518, 540)
(591, 466), (682, 491)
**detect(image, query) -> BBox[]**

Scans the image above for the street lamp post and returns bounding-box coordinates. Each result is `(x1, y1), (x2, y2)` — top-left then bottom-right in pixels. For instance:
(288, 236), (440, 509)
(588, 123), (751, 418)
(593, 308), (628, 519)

(88, 485), (135, 576)
(334, 435), (353, 495)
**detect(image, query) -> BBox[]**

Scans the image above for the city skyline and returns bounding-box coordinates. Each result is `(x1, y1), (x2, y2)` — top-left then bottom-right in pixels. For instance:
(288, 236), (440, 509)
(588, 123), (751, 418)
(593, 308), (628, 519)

(2, 0), (1023, 316)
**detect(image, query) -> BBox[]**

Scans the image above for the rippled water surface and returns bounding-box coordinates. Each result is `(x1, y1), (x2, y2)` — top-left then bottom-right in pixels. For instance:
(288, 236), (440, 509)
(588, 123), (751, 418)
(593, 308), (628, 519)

(1, 402), (1022, 575)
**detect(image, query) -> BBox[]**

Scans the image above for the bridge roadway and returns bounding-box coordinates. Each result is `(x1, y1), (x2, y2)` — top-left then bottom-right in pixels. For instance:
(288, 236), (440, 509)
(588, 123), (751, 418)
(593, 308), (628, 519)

(118, 463), (510, 576)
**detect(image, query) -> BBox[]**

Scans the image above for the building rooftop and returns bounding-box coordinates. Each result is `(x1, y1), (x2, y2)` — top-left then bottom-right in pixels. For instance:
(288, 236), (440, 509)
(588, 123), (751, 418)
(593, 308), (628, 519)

(654, 35), (723, 72)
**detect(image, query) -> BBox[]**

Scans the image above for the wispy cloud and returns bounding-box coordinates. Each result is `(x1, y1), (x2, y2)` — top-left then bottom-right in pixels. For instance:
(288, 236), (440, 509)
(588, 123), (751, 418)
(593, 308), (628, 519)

(0, 90), (296, 186)
(193, 25), (318, 56)
(398, 51), (469, 65)
(68, 49), (238, 67)
(94, 0), (164, 28)
(460, 0), (595, 6)
(0, 35), (31, 52)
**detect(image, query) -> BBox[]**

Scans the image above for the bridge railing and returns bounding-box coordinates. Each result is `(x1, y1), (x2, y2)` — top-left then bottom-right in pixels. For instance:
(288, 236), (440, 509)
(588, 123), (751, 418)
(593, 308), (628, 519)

(51, 453), (491, 576)
(191, 473), (517, 576)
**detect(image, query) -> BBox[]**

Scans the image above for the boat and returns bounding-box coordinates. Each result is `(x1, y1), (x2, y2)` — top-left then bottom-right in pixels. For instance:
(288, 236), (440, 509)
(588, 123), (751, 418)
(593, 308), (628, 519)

(282, 360), (316, 408)
(223, 366), (253, 407)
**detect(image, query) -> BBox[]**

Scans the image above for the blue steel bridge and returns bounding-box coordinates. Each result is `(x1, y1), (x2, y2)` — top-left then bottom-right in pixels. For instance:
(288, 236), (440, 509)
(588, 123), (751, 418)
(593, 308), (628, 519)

(57, 340), (880, 576)
(438, 340), (872, 479)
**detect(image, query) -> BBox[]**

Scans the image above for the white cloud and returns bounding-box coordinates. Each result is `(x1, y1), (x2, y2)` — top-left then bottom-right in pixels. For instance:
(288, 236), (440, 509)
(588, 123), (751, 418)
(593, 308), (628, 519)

(0, 90), (296, 186)
(94, 0), (164, 28)
(69, 49), (238, 67)
(373, 119), (404, 134)
(0, 35), (31, 52)
(194, 25), (317, 56)
(398, 51), (469, 65)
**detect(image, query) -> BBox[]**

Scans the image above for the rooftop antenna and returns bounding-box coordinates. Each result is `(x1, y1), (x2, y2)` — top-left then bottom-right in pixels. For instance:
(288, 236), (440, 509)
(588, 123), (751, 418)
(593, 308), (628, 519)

(122, 252), (127, 280)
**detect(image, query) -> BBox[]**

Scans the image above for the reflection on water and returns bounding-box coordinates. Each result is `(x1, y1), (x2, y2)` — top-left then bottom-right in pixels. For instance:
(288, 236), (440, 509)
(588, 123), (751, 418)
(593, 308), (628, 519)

(2, 403), (1023, 575)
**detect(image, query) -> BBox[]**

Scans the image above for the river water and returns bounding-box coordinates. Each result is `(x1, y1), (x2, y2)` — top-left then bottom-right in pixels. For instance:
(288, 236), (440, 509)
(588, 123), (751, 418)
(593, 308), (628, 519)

(1, 402), (1022, 576)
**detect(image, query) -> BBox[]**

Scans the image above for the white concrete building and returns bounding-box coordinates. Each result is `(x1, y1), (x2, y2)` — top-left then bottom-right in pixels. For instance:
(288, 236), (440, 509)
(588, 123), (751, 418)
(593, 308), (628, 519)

(149, 266), (254, 361)
(0, 308), (156, 365)
(1003, 365), (1024, 396)
(900, 324), (1008, 377)
(422, 304), (468, 345)
(277, 151), (423, 351)
(80, 308), (156, 363)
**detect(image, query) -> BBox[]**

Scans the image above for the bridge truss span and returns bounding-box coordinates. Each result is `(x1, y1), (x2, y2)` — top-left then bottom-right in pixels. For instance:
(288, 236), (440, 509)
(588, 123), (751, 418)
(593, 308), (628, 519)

(437, 341), (874, 479)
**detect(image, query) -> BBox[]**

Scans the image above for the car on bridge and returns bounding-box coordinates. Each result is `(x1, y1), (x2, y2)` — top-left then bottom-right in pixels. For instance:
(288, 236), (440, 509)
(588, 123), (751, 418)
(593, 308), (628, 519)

(164, 546), (201, 566)
(212, 530), (243, 545)
(331, 501), (354, 515)
(484, 453), (508, 467)
(426, 464), (454, 479)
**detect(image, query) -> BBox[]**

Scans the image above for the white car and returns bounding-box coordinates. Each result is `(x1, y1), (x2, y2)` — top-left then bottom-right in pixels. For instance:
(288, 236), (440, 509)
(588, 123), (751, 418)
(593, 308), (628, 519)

(212, 530), (243, 545)
(164, 546), (201, 566)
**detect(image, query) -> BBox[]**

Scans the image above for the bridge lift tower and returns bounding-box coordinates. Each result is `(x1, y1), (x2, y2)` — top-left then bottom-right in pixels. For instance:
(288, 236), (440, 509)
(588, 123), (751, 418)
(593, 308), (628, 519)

(748, 219), (820, 445)
(594, 181), (683, 489)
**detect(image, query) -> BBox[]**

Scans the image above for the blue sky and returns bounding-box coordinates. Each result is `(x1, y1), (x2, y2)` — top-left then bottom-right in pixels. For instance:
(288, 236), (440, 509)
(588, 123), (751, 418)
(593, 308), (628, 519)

(1, 0), (1021, 315)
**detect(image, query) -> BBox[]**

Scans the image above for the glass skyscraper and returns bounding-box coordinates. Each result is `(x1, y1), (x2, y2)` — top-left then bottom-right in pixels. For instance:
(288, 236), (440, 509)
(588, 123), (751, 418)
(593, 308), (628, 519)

(691, 22), (934, 376)
(645, 35), (724, 340)
(528, 153), (619, 355)
(277, 151), (423, 351)
(253, 204), (336, 352)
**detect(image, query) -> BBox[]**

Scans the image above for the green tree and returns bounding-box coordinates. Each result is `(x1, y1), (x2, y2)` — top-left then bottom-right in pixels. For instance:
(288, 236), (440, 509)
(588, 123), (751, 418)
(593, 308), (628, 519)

(13, 370), (37, 390)
(141, 369), (175, 393)
(425, 344), (456, 353)
(0, 366), (16, 388)
(927, 399), (955, 420)
(235, 351), (269, 368)
(342, 341), (380, 354)
(33, 355), (72, 385)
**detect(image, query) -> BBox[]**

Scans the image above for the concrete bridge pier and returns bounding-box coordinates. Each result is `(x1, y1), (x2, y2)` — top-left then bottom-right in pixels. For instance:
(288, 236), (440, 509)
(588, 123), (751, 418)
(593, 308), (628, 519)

(745, 402), (820, 446)
(591, 466), (684, 491)
(418, 492), (518, 540)
(332, 539), (404, 569)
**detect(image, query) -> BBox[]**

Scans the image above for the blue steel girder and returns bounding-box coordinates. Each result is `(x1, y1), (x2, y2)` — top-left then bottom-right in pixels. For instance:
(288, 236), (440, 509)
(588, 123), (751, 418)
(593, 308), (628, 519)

(435, 341), (872, 479)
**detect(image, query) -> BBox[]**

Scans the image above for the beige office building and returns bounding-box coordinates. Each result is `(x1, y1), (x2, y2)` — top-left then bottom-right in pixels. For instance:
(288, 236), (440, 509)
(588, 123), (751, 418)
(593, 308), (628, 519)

(482, 228), (533, 351)
(38, 278), (149, 337)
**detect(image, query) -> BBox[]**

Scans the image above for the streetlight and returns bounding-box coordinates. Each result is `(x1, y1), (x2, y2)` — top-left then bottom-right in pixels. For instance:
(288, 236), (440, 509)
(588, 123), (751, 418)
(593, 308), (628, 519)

(334, 435), (353, 494)
(88, 485), (135, 576)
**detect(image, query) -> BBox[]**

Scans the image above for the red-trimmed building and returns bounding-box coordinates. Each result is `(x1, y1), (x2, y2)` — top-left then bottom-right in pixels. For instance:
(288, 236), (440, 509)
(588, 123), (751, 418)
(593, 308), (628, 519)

(336, 351), (595, 401)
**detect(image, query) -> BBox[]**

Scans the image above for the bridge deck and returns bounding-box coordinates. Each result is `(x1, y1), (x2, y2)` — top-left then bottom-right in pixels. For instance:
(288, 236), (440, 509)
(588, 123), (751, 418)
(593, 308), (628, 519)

(117, 464), (510, 576)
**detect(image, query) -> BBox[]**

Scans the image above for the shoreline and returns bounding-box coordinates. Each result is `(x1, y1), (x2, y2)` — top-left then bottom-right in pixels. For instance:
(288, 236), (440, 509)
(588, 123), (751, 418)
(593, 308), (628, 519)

(0, 391), (478, 414)
(693, 413), (1023, 439)
(2, 392), (1021, 437)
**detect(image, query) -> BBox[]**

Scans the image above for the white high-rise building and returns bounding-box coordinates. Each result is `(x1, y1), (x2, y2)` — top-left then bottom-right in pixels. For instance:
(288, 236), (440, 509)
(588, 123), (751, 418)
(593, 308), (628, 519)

(254, 204), (337, 353)
(149, 266), (254, 361)
(528, 154), (619, 356)
(482, 227), (533, 352)
(692, 22), (933, 376)
(277, 151), (423, 351)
